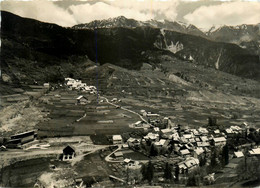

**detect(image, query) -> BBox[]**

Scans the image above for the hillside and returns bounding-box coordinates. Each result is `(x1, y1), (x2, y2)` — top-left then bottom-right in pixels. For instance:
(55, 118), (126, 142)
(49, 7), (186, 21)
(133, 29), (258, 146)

(207, 24), (260, 55)
(1, 11), (260, 87)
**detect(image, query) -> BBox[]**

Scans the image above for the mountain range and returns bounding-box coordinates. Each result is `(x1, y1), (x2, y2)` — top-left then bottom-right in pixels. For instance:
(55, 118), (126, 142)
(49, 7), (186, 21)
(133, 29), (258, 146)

(73, 16), (260, 55)
(1, 11), (260, 86)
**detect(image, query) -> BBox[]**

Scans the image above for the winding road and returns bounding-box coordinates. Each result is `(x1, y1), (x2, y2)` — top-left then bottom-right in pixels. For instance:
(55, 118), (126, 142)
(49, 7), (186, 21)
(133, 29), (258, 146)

(100, 96), (151, 126)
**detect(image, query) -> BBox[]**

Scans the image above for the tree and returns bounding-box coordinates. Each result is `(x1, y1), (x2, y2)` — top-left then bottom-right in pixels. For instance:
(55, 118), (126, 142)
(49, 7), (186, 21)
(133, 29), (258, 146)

(222, 144), (229, 166)
(150, 144), (158, 157)
(237, 156), (260, 181)
(141, 161), (154, 184)
(186, 175), (196, 186)
(199, 156), (207, 167)
(164, 162), (173, 180)
(210, 148), (218, 170)
(208, 116), (217, 126)
(141, 164), (147, 181)
(175, 165), (180, 182)
(146, 161), (154, 184)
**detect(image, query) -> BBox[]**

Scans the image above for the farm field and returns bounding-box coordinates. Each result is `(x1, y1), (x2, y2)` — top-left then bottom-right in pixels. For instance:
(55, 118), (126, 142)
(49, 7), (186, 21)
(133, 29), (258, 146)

(35, 89), (140, 138)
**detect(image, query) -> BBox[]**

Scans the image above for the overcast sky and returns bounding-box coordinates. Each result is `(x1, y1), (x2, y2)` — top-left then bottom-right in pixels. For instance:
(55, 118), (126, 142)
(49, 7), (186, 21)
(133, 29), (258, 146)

(1, 0), (260, 30)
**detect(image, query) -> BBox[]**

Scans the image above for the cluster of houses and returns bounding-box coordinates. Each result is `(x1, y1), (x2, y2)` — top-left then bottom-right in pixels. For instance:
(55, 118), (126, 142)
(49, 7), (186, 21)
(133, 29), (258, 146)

(65, 78), (97, 94)
(112, 109), (260, 179)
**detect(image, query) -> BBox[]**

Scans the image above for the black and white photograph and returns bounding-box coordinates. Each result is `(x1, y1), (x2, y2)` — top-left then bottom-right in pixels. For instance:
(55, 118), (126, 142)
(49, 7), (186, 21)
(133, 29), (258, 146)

(0, 0), (260, 187)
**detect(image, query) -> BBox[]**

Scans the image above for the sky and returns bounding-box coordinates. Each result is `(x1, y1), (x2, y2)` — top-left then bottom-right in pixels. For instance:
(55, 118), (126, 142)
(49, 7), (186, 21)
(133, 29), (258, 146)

(1, 0), (260, 30)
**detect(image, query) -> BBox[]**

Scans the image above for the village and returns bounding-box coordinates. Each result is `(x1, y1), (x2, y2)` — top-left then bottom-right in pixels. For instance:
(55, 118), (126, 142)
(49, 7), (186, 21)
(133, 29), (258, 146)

(0, 78), (260, 188)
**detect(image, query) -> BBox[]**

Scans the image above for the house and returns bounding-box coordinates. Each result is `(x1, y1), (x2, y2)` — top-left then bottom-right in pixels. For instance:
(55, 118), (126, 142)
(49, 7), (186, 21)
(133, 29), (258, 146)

(180, 149), (190, 156)
(10, 130), (36, 144)
(249, 148), (260, 155)
(140, 110), (147, 117)
(62, 145), (76, 161)
(178, 157), (199, 174)
(191, 129), (200, 136)
(124, 158), (132, 164)
(198, 127), (209, 135)
(234, 151), (244, 158)
(193, 147), (204, 158)
(225, 128), (233, 134)
(114, 151), (124, 160)
(213, 137), (226, 146)
(111, 98), (118, 102)
(134, 121), (143, 127)
(154, 139), (167, 151)
(200, 136), (209, 142)
(0, 145), (7, 151)
(184, 157), (200, 171)
(127, 137), (140, 148)
(113, 135), (123, 144)
(183, 134), (193, 139)
(161, 128), (173, 138)
(146, 112), (160, 118)
(189, 138), (196, 143)
(171, 132), (180, 141)
(153, 127), (160, 132)
(76, 95), (88, 105)
(195, 137), (201, 142)
(197, 142), (210, 147)
(144, 133), (159, 142)
(43, 83), (50, 89)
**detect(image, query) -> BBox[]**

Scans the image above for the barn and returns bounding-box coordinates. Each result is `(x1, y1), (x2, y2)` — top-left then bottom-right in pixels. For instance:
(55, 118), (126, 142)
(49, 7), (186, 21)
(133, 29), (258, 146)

(62, 145), (76, 161)
(76, 95), (88, 105)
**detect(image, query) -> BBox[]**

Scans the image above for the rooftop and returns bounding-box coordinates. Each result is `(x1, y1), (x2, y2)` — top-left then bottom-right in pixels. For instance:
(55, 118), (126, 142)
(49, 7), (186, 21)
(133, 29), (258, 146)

(113, 135), (123, 141)
(213, 137), (226, 142)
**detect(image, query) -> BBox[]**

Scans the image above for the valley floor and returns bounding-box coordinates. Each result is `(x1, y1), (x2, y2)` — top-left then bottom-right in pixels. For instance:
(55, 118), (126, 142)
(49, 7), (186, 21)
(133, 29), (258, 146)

(1, 56), (260, 187)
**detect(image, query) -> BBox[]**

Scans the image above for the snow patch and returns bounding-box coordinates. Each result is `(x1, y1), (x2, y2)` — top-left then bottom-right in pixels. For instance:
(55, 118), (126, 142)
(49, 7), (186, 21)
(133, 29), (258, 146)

(168, 41), (184, 54)
(215, 49), (222, 70)
(157, 29), (184, 54)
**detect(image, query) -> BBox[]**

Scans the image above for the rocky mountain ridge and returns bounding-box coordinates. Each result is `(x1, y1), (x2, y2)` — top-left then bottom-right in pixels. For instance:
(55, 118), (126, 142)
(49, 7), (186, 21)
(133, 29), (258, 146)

(1, 11), (260, 85)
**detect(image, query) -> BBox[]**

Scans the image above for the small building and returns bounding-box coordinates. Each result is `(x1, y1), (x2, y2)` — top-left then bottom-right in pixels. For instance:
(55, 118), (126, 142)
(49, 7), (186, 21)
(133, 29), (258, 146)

(213, 137), (226, 146)
(198, 127), (209, 135)
(184, 157), (200, 171)
(124, 158), (132, 164)
(178, 157), (199, 174)
(134, 121), (143, 127)
(234, 151), (244, 158)
(197, 142), (210, 147)
(62, 145), (76, 161)
(76, 95), (88, 105)
(193, 147), (204, 158)
(144, 132), (159, 142)
(114, 151), (124, 160)
(111, 98), (118, 102)
(127, 137), (140, 148)
(154, 139), (167, 151)
(113, 135), (123, 145)
(180, 149), (190, 156)
(10, 130), (36, 144)
(43, 83), (50, 89)
(146, 113), (160, 118)
(249, 148), (260, 156)
(153, 127), (160, 132)
(0, 145), (7, 151)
